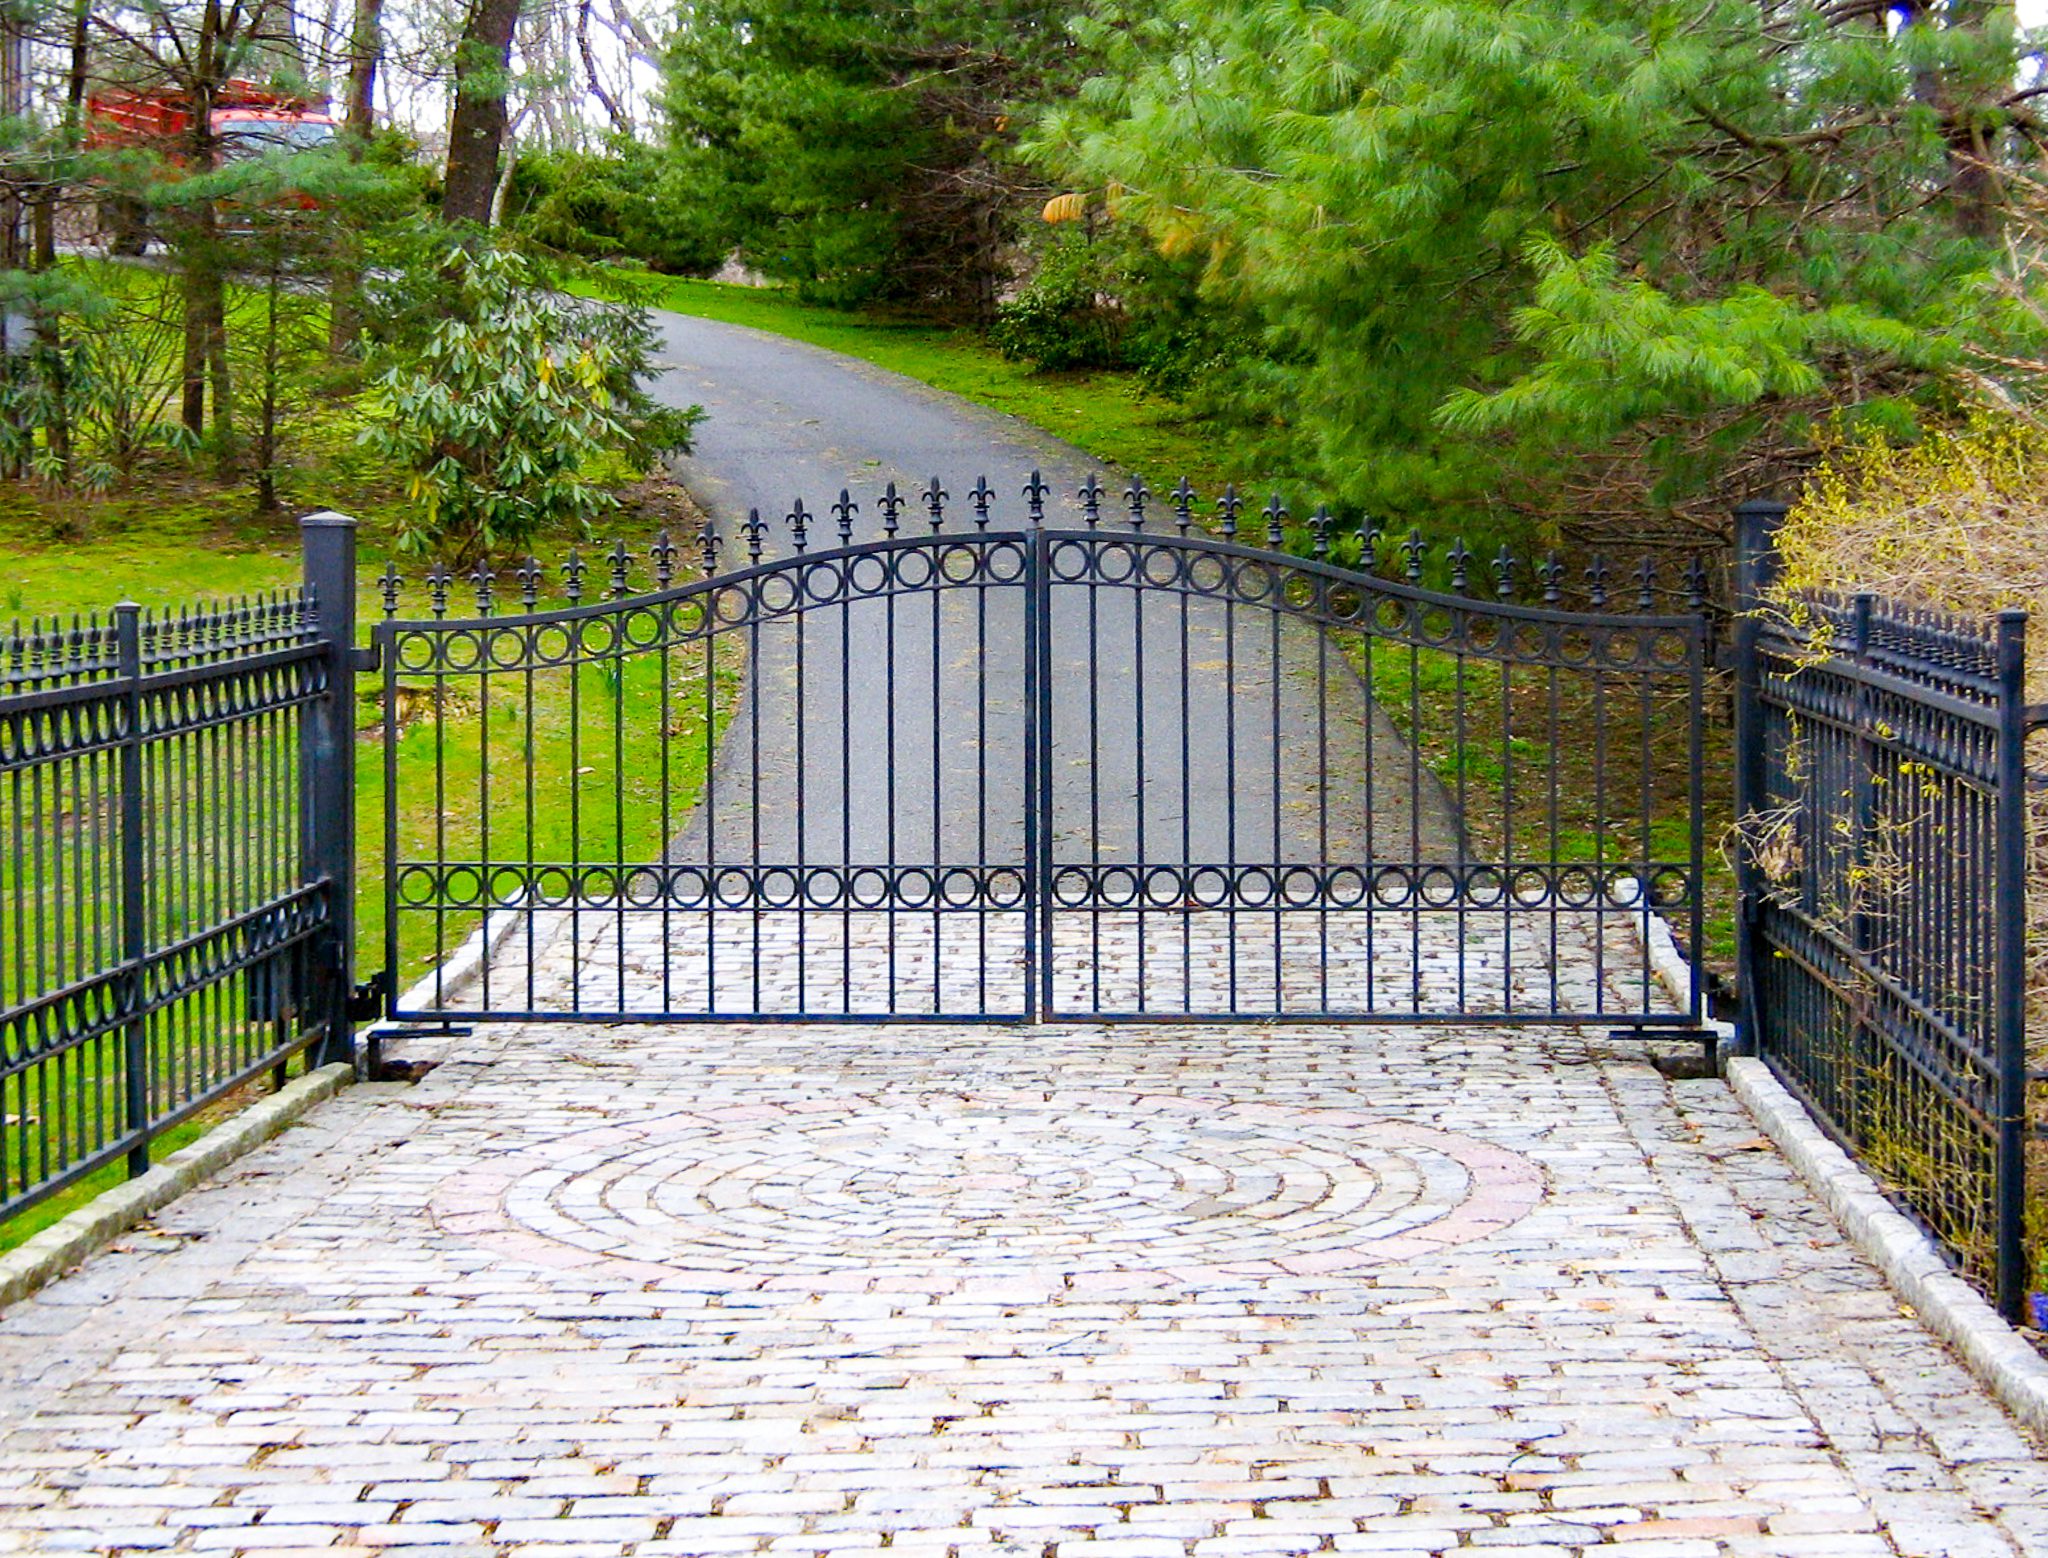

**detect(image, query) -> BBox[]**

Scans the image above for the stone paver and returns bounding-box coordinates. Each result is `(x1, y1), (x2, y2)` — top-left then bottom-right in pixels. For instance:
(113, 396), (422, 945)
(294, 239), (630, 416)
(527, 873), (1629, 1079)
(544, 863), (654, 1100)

(0, 1019), (2044, 1556)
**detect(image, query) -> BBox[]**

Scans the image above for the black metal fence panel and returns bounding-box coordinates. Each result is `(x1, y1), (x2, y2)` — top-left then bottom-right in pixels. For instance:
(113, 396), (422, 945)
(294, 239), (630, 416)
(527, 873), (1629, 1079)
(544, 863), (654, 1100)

(379, 477), (1711, 1031)
(1733, 499), (2036, 1321)
(0, 519), (353, 1222)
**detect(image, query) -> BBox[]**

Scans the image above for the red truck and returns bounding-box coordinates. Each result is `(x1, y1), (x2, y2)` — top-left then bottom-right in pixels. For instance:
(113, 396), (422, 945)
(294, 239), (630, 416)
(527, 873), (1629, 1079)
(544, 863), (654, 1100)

(88, 81), (338, 252)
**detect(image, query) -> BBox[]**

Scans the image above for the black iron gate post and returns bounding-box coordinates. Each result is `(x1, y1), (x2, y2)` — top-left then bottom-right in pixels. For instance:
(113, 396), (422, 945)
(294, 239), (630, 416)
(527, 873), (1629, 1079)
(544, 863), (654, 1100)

(1994, 608), (2030, 1322)
(301, 512), (359, 1068)
(1731, 497), (1787, 1060)
(1028, 509), (1051, 1023)
(114, 601), (150, 1175)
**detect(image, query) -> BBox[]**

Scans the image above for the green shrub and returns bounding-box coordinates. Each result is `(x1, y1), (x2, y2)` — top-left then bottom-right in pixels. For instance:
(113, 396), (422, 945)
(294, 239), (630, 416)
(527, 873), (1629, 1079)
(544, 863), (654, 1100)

(991, 234), (1126, 371)
(359, 241), (703, 561)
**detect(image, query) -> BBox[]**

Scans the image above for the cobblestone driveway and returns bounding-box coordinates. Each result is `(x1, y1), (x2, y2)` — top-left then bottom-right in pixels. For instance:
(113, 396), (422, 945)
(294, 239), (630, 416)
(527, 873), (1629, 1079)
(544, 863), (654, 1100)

(1, 1021), (2045, 1557)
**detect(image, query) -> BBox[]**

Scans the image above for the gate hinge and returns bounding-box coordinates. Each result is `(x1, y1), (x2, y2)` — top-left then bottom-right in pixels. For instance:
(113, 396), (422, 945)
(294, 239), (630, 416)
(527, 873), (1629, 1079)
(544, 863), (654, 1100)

(347, 644), (381, 674)
(348, 969), (390, 1023)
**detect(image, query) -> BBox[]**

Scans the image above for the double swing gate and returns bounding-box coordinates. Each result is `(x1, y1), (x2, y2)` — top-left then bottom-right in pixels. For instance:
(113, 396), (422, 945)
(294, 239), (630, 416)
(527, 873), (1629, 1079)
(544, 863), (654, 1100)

(378, 478), (1711, 1031)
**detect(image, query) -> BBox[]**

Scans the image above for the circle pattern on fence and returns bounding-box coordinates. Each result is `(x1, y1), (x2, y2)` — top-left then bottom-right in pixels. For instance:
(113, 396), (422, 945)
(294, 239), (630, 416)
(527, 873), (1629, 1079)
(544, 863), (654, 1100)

(432, 1094), (1543, 1287)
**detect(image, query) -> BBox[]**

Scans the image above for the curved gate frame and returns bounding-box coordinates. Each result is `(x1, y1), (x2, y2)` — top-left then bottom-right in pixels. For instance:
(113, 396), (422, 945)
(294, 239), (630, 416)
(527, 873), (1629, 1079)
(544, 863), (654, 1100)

(376, 493), (1709, 1030)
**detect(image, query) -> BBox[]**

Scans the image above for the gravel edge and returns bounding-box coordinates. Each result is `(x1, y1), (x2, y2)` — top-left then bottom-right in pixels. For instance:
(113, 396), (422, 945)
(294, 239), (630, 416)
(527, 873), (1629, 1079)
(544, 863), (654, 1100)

(0, 1062), (354, 1312)
(1635, 904), (2048, 1437)
(1723, 1055), (2048, 1438)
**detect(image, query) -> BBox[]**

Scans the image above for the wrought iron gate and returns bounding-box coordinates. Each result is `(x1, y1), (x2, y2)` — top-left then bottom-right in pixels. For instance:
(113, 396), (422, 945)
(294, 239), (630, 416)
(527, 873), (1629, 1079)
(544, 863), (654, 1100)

(378, 480), (1709, 1029)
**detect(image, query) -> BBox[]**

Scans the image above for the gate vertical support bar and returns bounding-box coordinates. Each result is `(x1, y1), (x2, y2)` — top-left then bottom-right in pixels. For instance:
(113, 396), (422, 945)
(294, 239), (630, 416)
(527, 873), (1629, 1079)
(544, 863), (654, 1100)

(1029, 520), (1052, 1022)
(1687, 609), (1707, 1029)
(114, 603), (149, 1178)
(300, 512), (359, 1069)
(1993, 608), (2029, 1323)
(1731, 499), (1787, 1058)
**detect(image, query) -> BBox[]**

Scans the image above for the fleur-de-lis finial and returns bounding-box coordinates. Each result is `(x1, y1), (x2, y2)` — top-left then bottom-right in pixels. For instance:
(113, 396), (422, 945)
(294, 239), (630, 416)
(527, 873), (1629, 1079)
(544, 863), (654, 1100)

(695, 521), (720, 575)
(607, 538), (632, 599)
(743, 509), (767, 564)
(788, 498), (811, 554)
(517, 556), (542, 611)
(650, 529), (680, 589)
(378, 560), (403, 618)
(1401, 529), (1425, 585)
(470, 557), (494, 616)
(1023, 470), (1050, 527)
(834, 489), (858, 546)
(562, 549), (586, 605)
(1311, 505), (1332, 559)
(1218, 484), (1241, 538)
(1079, 473), (1104, 528)
(880, 481), (903, 537)
(1447, 537), (1472, 593)
(1171, 477), (1195, 535)
(1636, 555), (1658, 611)
(1684, 553), (1709, 612)
(924, 476), (947, 532)
(1264, 493), (1287, 549)
(1585, 554), (1611, 609)
(1538, 553), (1565, 606)
(1362, 518), (1385, 574)
(970, 476), (994, 531)
(427, 561), (452, 618)
(1125, 476), (1149, 531)
(1491, 545), (1516, 601)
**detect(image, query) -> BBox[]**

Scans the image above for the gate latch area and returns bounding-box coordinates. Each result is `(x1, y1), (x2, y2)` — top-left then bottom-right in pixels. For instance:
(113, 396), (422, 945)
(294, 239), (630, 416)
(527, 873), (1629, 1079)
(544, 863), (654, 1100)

(349, 969), (390, 1024)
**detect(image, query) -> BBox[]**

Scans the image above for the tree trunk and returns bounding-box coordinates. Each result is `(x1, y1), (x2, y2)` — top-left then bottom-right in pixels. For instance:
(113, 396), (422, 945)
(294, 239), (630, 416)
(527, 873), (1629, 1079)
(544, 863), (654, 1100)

(32, 197), (71, 484)
(345, 0), (381, 137)
(441, 0), (521, 226)
(331, 0), (382, 355)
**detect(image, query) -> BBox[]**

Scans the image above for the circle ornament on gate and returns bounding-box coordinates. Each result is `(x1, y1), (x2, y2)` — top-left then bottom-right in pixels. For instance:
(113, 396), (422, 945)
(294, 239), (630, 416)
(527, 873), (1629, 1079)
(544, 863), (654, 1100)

(431, 1095), (1543, 1290)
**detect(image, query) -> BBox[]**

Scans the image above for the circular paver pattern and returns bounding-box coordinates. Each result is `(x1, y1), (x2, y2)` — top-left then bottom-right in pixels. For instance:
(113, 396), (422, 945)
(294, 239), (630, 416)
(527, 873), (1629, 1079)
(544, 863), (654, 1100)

(430, 1093), (1543, 1288)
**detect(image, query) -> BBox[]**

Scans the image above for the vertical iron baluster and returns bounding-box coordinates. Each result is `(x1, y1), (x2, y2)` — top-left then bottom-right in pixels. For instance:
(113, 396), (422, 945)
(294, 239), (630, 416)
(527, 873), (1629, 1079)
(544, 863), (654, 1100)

(795, 520), (810, 1011)
(1133, 503), (1148, 1011)
(841, 505), (854, 1013)
(1224, 498), (1240, 1012)
(518, 557), (540, 1013)
(1268, 552), (1283, 1012)
(564, 549), (584, 1013)
(612, 549), (628, 1012)
(929, 496), (944, 1011)
(885, 497), (900, 1014)
(115, 604), (147, 1176)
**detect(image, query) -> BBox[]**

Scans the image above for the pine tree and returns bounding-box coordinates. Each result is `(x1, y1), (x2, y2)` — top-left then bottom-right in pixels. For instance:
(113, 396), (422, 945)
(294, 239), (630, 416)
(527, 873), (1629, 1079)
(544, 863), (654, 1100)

(662, 0), (1078, 316)
(1032, 0), (2048, 546)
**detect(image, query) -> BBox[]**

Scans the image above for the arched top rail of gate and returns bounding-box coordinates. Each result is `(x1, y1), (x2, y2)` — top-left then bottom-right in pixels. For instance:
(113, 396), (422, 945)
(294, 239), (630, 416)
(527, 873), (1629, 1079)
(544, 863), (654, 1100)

(369, 475), (1713, 679)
